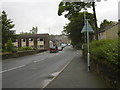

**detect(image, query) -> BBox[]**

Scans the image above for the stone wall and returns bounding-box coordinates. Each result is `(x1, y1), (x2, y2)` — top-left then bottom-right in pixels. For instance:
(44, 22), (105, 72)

(2, 49), (47, 60)
(90, 60), (120, 88)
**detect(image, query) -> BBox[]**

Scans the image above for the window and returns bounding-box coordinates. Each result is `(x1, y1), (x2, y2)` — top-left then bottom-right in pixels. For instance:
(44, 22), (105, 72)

(38, 45), (44, 48)
(23, 39), (26, 42)
(37, 38), (43, 41)
(40, 38), (43, 41)
(29, 38), (33, 41)
(40, 45), (43, 47)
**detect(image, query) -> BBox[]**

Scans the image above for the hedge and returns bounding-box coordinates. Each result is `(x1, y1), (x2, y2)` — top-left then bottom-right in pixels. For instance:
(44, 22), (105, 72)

(83, 39), (120, 88)
(90, 39), (119, 66)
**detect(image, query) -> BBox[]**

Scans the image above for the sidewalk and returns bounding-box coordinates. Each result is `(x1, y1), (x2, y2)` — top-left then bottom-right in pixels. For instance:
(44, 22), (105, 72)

(45, 52), (109, 88)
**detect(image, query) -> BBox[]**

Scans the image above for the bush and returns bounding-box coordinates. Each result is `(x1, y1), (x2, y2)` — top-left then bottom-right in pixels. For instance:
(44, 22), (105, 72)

(5, 39), (15, 52)
(83, 39), (119, 88)
(89, 39), (118, 65)
(19, 46), (33, 51)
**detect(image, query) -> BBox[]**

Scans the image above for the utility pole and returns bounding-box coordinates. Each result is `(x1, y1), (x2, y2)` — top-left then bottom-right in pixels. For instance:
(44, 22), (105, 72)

(92, 2), (98, 40)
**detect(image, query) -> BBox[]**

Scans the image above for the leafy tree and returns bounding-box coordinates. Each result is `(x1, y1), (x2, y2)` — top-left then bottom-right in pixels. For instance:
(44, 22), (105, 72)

(6, 39), (14, 52)
(30, 26), (38, 34)
(58, 2), (91, 20)
(62, 12), (95, 48)
(58, 1), (95, 47)
(58, 1), (109, 40)
(99, 19), (116, 30)
(20, 26), (38, 35)
(1, 11), (16, 49)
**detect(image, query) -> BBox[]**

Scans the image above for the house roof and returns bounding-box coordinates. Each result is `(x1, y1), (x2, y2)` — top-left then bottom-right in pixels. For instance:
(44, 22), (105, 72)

(19, 34), (49, 39)
(99, 22), (119, 33)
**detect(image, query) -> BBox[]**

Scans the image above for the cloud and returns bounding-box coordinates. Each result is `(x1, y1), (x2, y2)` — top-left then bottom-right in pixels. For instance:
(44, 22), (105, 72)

(1, 0), (118, 34)
(1, 1), (69, 34)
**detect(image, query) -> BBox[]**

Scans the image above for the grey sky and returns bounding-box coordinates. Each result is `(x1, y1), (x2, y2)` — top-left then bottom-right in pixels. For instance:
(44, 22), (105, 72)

(1, 0), (119, 35)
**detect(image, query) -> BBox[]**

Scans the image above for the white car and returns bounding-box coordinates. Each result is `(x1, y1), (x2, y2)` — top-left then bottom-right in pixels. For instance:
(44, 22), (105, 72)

(58, 46), (62, 51)
(61, 43), (67, 48)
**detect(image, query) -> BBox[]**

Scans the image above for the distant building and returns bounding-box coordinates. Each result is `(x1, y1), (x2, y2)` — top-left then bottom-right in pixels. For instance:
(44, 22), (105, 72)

(98, 22), (119, 40)
(13, 34), (49, 50)
(49, 35), (70, 47)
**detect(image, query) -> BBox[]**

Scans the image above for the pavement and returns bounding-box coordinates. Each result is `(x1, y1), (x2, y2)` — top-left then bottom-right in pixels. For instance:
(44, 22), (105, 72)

(44, 51), (109, 88)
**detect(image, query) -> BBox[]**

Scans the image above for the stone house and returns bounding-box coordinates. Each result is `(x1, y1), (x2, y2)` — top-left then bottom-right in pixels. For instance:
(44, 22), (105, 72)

(98, 22), (119, 40)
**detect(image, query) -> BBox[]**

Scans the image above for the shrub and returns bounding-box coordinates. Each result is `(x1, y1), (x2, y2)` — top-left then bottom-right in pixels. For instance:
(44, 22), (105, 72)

(19, 46), (33, 51)
(5, 39), (15, 52)
(89, 39), (119, 65)
(83, 39), (119, 88)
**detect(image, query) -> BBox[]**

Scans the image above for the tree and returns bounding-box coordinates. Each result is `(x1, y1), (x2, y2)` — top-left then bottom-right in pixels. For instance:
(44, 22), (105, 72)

(1, 11), (16, 50)
(99, 19), (116, 30)
(30, 26), (38, 34)
(62, 12), (95, 48)
(58, 2), (91, 20)
(58, 1), (95, 47)
(6, 39), (14, 52)
(58, 0), (108, 40)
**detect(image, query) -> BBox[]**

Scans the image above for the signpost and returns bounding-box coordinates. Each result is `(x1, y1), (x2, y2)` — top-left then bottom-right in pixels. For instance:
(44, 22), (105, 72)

(81, 20), (94, 72)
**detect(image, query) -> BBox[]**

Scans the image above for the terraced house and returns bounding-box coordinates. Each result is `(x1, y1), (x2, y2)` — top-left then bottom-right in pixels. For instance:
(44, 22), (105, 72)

(13, 34), (49, 50)
(99, 22), (119, 40)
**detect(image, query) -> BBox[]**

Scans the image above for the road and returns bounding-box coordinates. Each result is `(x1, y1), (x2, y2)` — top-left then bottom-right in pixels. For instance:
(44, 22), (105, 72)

(2, 46), (79, 88)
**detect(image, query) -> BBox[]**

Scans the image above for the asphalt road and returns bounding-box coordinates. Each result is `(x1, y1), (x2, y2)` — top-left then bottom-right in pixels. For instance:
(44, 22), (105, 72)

(2, 46), (79, 88)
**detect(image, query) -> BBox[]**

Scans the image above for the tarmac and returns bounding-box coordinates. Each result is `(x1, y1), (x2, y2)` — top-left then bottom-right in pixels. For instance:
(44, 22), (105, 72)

(44, 51), (109, 88)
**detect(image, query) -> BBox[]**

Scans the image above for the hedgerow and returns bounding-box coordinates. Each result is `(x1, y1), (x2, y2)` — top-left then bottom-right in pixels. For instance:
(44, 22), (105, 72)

(89, 39), (119, 65)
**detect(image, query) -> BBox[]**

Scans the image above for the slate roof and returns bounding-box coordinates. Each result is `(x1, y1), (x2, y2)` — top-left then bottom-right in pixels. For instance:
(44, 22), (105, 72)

(99, 22), (119, 33)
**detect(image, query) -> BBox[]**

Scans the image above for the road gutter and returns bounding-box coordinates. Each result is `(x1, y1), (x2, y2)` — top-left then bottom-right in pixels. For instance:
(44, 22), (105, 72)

(41, 57), (74, 89)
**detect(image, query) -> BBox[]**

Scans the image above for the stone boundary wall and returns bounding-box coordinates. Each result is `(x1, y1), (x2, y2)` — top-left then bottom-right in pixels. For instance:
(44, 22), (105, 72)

(2, 49), (47, 60)
(90, 60), (120, 88)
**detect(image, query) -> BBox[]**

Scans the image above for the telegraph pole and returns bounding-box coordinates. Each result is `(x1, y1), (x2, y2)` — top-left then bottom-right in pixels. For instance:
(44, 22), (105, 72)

(92, 1), (98, 40)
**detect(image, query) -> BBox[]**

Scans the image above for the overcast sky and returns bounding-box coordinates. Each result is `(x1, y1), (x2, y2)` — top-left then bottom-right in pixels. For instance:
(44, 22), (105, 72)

(1, 0), (119, 35)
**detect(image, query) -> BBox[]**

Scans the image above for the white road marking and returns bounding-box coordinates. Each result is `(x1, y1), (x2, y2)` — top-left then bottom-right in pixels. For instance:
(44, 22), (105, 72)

(33, 58), (45, 63)
(33, 61), (38, 63)
(0, 51), (60, 74)
(0, 65), (25, 74)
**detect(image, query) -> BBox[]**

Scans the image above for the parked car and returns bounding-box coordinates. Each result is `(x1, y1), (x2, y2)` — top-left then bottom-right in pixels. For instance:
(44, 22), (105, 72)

(68, 43), (71, 46)
(50, 46), (58, 53)
(61, 43), (67, 49)
(58, 46), (63, 51)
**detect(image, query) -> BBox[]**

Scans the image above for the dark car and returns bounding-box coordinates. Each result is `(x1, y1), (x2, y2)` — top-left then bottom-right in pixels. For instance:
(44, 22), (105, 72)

(50, 46), (58, 53)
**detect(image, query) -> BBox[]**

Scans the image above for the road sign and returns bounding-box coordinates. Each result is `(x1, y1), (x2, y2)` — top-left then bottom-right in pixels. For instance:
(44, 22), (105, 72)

(81, 20), (94, 72)
(81, 21), (94, 33)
